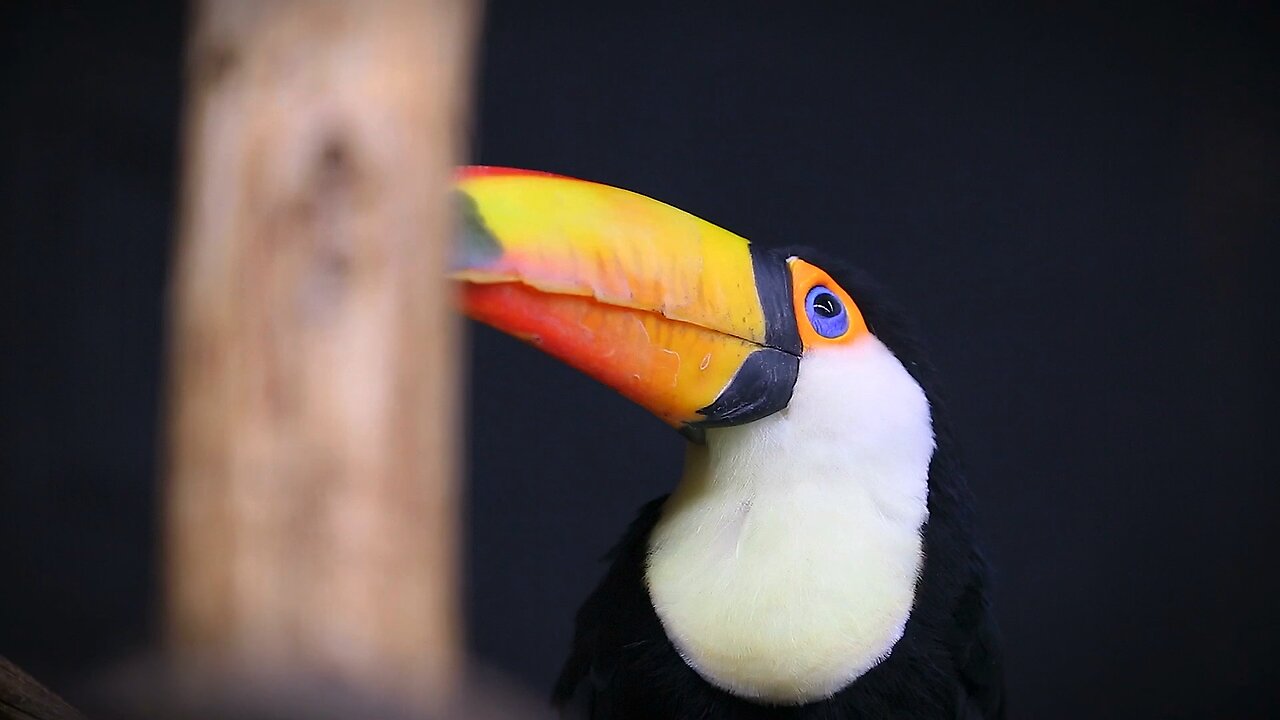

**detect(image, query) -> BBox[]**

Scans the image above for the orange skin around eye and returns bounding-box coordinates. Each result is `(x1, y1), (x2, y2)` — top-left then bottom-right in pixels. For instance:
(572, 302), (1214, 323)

(786, 257), (870, 350)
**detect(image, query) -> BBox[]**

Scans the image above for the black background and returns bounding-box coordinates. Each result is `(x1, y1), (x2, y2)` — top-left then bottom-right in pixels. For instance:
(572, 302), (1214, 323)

(2, 2), (1278, 718)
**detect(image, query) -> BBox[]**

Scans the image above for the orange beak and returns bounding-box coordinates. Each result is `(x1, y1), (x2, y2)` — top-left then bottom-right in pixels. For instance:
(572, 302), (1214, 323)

(453, 167), (801, 437)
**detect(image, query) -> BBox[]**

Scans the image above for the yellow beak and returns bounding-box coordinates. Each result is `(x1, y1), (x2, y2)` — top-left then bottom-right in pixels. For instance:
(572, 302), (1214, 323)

(453, 167), (800, 436)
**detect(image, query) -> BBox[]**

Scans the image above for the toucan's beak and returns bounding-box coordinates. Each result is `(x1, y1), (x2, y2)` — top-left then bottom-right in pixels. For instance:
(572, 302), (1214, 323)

(453, 167), (801, 436)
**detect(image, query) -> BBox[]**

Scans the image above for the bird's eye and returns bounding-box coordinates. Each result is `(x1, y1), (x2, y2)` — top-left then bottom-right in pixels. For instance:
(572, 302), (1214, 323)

(804, 285), (849, 338)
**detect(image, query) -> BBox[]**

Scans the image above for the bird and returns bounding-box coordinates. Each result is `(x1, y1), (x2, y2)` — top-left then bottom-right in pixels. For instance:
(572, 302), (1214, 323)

(453, 166), (1004, 719)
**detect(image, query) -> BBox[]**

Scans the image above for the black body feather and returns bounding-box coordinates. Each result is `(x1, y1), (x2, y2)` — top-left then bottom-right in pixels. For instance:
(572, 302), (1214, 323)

(552, 252), (1005, 719)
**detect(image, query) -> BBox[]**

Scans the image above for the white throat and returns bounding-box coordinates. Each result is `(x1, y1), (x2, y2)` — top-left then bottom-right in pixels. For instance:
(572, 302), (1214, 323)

(645, 336), (935, 704)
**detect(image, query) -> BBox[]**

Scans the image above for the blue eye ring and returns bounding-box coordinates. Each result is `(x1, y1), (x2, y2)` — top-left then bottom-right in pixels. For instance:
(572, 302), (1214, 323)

(804, 285), (849, 338)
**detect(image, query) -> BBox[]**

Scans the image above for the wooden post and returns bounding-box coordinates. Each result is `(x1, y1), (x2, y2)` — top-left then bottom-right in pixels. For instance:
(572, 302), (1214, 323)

(164, 0), (476, 711)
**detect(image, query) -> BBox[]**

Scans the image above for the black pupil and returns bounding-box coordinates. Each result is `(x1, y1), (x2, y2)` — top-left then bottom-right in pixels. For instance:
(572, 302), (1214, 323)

(812, 292), (841, 318)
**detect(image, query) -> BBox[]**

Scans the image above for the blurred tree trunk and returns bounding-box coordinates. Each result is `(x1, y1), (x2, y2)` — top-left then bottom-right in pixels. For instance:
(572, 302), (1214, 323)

(163, 0), (477, 712)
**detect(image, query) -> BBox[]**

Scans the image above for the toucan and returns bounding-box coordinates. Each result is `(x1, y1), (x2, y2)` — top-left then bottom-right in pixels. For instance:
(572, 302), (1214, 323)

(454, 167), (1004, 719)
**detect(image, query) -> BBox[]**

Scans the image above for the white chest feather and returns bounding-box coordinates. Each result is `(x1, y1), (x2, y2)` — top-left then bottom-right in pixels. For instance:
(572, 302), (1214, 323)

(645, 337), (935, 704)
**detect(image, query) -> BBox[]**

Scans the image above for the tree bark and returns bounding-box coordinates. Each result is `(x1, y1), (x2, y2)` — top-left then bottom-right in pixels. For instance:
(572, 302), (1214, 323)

(164, 0), (476, 710)
(0, 656), (86, 720)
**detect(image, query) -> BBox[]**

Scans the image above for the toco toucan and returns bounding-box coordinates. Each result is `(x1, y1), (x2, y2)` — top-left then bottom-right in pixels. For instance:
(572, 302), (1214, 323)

(454, 167), (1004, 719)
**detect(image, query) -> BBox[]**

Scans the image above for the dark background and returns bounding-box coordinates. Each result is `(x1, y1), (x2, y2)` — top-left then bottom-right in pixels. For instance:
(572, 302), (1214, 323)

(2, 2), (1277, 718)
